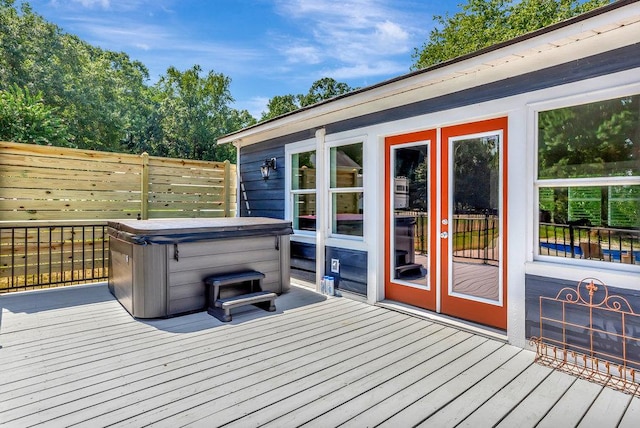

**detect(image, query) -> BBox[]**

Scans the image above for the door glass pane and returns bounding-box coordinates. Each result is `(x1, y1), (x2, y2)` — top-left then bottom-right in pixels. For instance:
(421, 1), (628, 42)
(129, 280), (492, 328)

(451, 135), (500, 302)
(392, 144), (429, 286)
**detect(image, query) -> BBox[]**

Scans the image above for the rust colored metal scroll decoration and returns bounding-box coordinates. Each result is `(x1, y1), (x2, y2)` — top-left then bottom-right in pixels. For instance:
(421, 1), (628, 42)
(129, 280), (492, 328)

(530, 277), (640, 396)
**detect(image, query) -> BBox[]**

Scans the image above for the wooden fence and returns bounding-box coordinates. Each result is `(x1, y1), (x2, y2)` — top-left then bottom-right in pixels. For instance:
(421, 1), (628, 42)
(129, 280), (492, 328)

(0, 141), (237, 292)
(0, 141), (236, 220)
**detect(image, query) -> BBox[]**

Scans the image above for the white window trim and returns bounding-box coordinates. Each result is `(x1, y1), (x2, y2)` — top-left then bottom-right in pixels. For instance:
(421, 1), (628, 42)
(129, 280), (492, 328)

(285, 138), (316, 240)
(325, 137), (366, 242)
(527, 84), (640, 282)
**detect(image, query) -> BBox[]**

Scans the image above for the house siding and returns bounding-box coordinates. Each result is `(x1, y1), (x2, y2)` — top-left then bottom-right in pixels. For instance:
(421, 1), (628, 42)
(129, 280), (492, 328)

(525, 274), (640, 367)
(325, 246), (368, 296)
(239, 131), (315, 219)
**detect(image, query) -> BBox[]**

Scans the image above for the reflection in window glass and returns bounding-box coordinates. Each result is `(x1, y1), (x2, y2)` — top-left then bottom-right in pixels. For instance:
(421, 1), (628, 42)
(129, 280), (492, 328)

(332, 192), (363, 236)
(291, 151), (316, 190)
(538, 95), (639, 179)
(329, 142), (364, 238)
(452, 135), (500, 301)
(536, 93), (640, 266)
(538, 186), (640, 264)
(330, 143), (363, 188)
(392, 144), (429, 286)
(291, 150), (316, 232)
(293, 194), (316, 231)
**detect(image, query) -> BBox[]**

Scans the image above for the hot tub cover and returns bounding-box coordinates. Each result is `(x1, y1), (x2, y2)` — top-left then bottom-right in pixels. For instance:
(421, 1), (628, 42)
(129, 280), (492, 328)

(107, 217), (293, 245)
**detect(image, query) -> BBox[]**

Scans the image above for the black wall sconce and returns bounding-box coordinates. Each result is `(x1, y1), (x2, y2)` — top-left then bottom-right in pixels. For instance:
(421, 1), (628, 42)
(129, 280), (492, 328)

(260, 157), (277, 180)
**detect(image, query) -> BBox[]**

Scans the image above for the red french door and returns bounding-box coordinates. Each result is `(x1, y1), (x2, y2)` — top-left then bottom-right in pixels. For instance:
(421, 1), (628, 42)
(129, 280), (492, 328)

(385, 118), (508, 330)
(384, 129), (437, 311)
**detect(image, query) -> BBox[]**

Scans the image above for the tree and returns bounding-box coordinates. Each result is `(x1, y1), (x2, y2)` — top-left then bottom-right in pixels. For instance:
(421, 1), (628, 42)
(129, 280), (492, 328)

(538, 95), (639, 179)
(261, 78), (355, 121)
(155, 65), (255, 162)
(261, 95), (299, 121)
(298, 77), (354, 107)
(0, 0), (154, 151)
(412, 0), (609, 70)
(0, 83), (71, 145)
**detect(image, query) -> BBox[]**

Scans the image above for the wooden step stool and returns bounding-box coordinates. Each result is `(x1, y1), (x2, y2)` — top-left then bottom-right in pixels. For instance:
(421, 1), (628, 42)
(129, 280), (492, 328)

(204, 270), (276, 322)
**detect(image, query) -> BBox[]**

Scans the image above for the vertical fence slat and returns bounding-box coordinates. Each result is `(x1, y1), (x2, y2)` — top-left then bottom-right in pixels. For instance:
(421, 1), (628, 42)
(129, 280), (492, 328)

(224, 159), (231, 217)
(141, 152), (150, 220)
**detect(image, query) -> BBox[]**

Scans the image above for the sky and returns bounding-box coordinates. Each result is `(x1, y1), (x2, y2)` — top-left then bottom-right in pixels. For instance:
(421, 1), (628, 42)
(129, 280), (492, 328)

(27, 0), (462, 119)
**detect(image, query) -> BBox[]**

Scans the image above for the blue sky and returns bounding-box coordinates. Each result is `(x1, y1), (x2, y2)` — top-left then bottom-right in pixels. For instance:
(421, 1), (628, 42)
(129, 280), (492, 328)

(28, 0), (461, 118)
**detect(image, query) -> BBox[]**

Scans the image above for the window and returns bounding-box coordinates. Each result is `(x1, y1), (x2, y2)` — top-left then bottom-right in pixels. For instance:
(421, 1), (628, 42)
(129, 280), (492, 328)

(291, 150), (316, 232)
(329, 142), (363, 237)
(536, 94), (640, 265)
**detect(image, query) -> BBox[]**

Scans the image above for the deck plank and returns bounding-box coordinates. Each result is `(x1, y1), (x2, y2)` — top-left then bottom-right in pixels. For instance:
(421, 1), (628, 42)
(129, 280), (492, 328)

(577, 385), (634, 427)
(0, 298), (360, 400)
(417, 349), (535, 427)
(2, 302), (390, 425)
(536, 378), (604, 427)
(495, 370), (577, 427)
(142, 320), (447, 427)
(291, 328), (470, 428)
(337, 335), (497, 427)
(457, 360), (554, 427)
(85, 311), (418, 427)
(377, 342), (519, 427)
(1, 305), (383, 414)
(0, 283), (637, 427)
(619, 395), (640, 428)
(229, 326), (461, 427)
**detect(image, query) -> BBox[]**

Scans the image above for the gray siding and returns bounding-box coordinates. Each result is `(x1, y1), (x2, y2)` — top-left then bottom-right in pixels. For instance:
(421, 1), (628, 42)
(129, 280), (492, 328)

(525, 274), (640, 368)
(325, 246), (368, 296)
(239, 141), (285, 219)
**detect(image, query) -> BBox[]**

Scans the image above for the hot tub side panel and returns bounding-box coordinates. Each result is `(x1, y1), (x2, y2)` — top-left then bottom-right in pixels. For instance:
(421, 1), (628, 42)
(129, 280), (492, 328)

(167, 234), (289, 315)
(109, 236), (168, 318)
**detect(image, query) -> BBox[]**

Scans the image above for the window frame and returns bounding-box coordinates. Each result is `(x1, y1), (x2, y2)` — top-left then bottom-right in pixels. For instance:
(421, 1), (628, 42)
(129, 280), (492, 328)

(286, 140), (317, 241)
(326, 139), (365, 241)
(532, 89), (640, 270)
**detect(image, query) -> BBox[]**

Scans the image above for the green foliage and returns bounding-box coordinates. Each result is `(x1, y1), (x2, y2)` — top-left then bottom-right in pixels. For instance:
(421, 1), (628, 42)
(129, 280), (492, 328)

(412, 0), (609, 69)
(0, 0), (153, 151)
(261, 77), (355, 121)
(0, 0), (253, 162)
(538, 95), (639, 178)
(154, 65), (255, 162)
(0, 83), (71, 145)
(261, 95), (300, 121)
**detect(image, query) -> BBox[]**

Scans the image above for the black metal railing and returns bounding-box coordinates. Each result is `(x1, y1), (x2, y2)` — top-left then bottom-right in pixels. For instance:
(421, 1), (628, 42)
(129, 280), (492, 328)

(539, 222), (639, 264)
(452, 214), (500, 264)
(397, 211), (500, 264)
(0, 223), (109, 292)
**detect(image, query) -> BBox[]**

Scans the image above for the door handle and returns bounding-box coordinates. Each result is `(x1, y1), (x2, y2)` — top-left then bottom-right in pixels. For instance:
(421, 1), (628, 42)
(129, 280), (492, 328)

(440, 232), (448, 239)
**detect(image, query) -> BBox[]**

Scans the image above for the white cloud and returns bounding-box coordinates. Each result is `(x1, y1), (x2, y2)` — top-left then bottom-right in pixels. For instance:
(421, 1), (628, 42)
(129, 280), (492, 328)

(320, 60), (407, 80)
(71, 0), (110, 8)
(236, 96), (271, 120)
(68, 0), (152, 11)
(283, 45), (322, 64)
(272, 0), (424, 81)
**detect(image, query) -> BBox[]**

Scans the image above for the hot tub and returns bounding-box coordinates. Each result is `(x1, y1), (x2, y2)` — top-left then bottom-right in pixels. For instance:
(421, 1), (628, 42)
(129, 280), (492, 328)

(107, 217), (293, 318)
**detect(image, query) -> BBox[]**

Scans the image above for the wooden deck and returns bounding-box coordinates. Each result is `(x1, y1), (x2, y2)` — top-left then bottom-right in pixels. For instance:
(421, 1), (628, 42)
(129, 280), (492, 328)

(1, 283), (639, 427)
